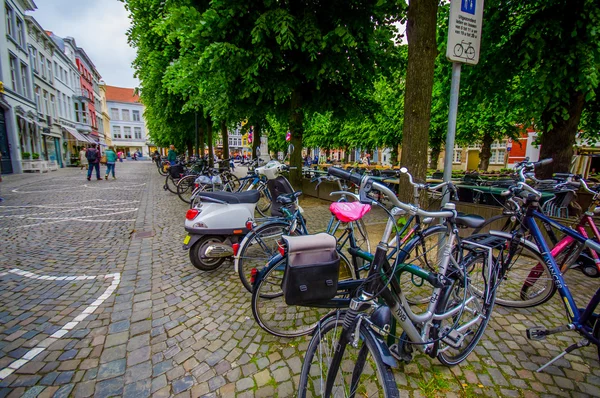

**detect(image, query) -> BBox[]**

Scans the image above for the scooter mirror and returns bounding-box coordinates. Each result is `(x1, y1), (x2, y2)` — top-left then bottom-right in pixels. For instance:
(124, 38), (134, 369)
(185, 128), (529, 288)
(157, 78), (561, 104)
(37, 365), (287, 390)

(288, 144), (294, 155)
(400, 167), (408, 174)
(255, 147), (261, 157)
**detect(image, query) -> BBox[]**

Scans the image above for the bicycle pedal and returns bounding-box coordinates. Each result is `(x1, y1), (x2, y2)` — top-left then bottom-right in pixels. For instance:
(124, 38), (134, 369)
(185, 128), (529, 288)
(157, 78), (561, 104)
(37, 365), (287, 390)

(441, 327), (465, 349)
(389, 344), (412, 363)
(526, 327), (547, 341)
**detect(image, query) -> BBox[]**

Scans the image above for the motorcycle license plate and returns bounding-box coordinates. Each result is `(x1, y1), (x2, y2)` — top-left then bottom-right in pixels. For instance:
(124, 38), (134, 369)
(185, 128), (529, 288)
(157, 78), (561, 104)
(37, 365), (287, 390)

(183, 235), (191, 245)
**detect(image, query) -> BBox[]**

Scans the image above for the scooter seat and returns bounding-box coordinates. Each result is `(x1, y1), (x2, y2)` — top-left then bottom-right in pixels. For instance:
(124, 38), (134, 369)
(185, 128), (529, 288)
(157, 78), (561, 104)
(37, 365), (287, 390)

(330, 202), (372, 223)
(198, 190), (261, 204)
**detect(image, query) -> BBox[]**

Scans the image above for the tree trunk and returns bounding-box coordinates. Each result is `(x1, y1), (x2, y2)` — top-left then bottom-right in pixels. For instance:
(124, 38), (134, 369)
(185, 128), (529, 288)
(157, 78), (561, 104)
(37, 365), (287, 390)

(252, 122), (261, 159)
(187, 141), (193, 158)
(478, 132), (493, 171)
(289, 89), (304, 188)
(206, 116), (214, 168)
(538, 91), (585, 179)
(221, 121), (229, 161)
(399, 0), (438, 201)
(198, 123), (205, 158)
(428, 144), (441, 170)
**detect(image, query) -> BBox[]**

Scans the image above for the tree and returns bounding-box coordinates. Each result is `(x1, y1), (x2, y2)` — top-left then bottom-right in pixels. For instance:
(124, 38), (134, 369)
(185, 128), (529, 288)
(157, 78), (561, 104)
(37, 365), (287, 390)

(399, 0), (439, 199)
(470, 0), (600, 177)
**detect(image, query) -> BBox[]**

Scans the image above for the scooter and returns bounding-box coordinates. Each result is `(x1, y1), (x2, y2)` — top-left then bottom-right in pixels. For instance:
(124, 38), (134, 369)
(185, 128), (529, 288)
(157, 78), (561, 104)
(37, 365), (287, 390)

(182, 145), (296, 271)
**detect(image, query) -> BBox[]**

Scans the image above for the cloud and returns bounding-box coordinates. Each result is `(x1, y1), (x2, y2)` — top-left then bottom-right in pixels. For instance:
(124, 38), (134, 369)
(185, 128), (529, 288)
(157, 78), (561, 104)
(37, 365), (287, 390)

(28, 0), (138, 88)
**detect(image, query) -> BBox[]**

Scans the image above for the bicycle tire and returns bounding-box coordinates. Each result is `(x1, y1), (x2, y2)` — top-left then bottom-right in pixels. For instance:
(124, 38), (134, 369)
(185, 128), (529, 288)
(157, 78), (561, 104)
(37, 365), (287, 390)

(297, 312), (399, 398)
(157, 162), (169, 176)
(435, 252), (496, 366)
(236, 221), (296, 293)
(165, 174), (179, 194)
(177, 175), (197, 204)
(224, 173), (240, 192)
(467, 234), (557, 308)
(472, 214), (520, 234)
(251, 253), (353, 338)
(256, 187), (272, 217)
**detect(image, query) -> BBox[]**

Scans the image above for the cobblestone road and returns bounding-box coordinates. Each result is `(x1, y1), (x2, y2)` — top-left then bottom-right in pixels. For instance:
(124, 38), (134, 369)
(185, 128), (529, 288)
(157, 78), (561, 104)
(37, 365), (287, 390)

(0, 162), (598, 397)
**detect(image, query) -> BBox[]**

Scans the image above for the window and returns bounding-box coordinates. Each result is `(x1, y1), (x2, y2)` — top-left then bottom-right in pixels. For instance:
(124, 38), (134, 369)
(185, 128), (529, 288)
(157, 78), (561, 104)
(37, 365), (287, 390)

(124, 126), (132, 139)
(50, 95), (56, 118)
(62, 93), (67, 119)
(54, 62), (59, 78)
(16, 17), (24, 47)
(5, 4), (14, 38)
(47, 60), (53, 83)
(112, 126), (122, 139)
(9, 54), (18, 92)
(30, 48), (38, 73)
(43, 91), (49, 115)
(68, 97), (72, 120)
(134, 127), (142, 139)
(20, 62), (28, 97)
(452, 145), (462, 164)
(110, 108), (119, 120)
(40, 55), (46, 78)
(490, 140), (506, 165)
(81, 103), (87, 124)
(57, 90), (63, 117)
(74, 102), (80, 122)
(34, 87), (41, 112)
(122, 109), (130, 121)
(132, 110), (140, 122)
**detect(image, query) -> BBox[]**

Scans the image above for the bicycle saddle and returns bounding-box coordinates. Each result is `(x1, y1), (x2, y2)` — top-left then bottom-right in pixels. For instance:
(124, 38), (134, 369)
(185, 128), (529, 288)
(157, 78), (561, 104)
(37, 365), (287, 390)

(276, 191), (302, 205)
(455, 213), (485, 229)
(198, 190), (261, 204)
(329, 202), (372, 223)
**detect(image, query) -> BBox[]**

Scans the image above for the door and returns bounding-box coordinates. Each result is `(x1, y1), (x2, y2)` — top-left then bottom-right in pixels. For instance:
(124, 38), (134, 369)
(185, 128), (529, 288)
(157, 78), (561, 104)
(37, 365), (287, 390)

(54, 138), (63, 168)
(467, 150), (480, 171)
(0, 111), (12, 174)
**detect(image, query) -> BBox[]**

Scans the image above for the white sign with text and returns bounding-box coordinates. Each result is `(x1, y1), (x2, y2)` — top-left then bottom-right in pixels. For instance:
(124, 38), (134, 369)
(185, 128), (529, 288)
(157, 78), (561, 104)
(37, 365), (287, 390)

(446, 0), (484, 65)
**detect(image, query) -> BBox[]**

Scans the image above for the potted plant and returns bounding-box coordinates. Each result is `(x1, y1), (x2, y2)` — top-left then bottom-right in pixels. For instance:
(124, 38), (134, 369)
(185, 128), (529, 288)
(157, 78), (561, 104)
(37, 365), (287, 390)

(21, 152), (31, 159)
(32, 153), (40, 160)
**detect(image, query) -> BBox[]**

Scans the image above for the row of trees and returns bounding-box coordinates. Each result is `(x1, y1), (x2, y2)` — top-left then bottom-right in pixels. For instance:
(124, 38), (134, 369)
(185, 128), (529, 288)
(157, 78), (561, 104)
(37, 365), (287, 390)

(125, 0), (600, 184)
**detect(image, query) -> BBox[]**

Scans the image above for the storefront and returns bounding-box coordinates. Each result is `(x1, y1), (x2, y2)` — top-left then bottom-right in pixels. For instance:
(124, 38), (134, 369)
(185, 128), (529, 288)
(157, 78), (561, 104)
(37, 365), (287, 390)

(41, 131), (63, 168)
(62, 126), (94, 166)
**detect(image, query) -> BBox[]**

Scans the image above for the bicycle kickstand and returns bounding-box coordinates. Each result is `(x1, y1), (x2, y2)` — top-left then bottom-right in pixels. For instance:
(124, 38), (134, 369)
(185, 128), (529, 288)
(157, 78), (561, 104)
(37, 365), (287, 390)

(536, 339), (590, 373)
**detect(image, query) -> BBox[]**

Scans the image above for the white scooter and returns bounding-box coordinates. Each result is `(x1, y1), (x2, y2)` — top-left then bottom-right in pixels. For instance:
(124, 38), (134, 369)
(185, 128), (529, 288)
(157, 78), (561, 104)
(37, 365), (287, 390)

(183, 146), (296, 271)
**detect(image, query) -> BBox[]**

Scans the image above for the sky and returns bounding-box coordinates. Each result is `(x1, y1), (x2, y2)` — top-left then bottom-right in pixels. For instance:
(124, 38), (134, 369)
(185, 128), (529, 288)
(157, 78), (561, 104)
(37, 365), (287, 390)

(29, 0), (138, 88)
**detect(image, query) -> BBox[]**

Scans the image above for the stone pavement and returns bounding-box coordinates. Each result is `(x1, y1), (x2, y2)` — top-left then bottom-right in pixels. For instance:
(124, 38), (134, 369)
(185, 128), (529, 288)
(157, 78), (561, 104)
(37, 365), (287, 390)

(0, 162), (598, 398)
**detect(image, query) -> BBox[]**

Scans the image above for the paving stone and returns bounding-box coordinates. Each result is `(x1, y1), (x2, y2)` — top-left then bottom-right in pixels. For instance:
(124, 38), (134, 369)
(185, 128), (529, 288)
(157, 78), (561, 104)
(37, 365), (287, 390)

(74, 380), (96, 398)
(172, 376), (195, 394)
(94, 376), (124, 398)
(97, 359), (126, 381)
(122, 379), (151, 398)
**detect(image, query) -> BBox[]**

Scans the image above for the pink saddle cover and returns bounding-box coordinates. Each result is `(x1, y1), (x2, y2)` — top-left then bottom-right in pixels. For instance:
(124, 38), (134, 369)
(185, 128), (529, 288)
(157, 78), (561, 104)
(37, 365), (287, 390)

(329, 202), (372, 223)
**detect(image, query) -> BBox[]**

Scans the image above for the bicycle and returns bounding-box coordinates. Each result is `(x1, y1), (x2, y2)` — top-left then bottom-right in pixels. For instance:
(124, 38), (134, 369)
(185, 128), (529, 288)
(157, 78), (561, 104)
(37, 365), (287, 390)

(296, 167), (503, 397)
(471, 171), (600, 308)
(474, 158), (600, 370)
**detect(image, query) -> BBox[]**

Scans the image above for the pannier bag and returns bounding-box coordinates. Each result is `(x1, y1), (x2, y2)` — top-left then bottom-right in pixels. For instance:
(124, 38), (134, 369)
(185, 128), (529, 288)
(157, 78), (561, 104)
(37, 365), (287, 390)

(281, 233), (340, 305)
(169, 164), (184, 178)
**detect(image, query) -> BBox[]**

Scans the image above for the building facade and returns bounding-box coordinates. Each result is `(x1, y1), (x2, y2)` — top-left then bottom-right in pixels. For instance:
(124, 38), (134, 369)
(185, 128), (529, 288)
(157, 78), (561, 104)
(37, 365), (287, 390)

(106, 85), (148, 156)
(99, 82), (111, 146)
(0, 0), (37, 174)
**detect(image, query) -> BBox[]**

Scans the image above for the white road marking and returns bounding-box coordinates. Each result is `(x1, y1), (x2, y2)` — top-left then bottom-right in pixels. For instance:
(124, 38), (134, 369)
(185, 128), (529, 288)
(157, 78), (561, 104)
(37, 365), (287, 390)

(12, 182), (146, 194)
(0, 269), (121, 380)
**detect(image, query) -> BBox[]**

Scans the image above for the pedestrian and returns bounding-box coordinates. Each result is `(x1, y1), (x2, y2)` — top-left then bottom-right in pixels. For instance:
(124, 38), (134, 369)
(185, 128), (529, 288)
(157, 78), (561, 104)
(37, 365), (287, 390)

(79, 147), (88, 170)
(104, 147), (118, 180)
(117, 150), (123, 162)
(86, 143), (102, 181)
(132, 151), (137, 161)
(167, 145), (177, 166)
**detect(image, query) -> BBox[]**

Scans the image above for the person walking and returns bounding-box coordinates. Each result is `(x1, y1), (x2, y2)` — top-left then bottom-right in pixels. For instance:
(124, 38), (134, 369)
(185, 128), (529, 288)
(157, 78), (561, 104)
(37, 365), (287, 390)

(167, 145), (177, 166)
(104, 147), (118, 180)
(117, 150), (123, 162)
(79, 147), (88, 170)
(86, 143), (102, 181)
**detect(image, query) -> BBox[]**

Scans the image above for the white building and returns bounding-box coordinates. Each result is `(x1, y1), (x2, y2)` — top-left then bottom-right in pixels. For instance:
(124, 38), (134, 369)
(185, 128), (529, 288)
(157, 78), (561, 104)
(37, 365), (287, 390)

(106, 85), (149, 156)
(47, 32), (88, 166)
(0, 0), (37, 174)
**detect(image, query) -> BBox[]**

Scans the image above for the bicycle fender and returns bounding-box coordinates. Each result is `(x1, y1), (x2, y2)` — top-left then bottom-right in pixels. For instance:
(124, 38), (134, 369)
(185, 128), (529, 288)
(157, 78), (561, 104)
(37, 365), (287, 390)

(362, 326), (398, 369)
(233, 233), (252, 273)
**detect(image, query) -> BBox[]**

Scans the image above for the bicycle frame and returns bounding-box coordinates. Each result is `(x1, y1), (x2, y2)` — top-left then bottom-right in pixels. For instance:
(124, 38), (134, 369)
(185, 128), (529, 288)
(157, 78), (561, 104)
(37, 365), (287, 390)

(524, 209), (600, 345)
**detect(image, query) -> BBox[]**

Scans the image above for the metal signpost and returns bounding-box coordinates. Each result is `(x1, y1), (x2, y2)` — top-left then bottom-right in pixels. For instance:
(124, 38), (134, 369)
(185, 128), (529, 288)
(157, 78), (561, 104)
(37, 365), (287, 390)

(442, 0), (485, 204)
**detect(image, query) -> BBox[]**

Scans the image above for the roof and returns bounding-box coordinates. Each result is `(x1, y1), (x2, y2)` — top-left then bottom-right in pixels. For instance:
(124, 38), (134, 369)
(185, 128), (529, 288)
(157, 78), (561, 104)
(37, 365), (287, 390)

(105, 86), (140, 104)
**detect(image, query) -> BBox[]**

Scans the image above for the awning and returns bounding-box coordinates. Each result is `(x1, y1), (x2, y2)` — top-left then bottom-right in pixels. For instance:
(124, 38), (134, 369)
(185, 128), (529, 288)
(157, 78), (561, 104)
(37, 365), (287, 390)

(63, 126), (93, 143)
(98, 137), (108, 147)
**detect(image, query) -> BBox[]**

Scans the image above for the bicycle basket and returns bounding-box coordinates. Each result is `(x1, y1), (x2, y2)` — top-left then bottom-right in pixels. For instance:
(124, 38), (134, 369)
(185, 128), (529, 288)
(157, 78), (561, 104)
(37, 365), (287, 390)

(281, 233), (340, 306)
(169, 164), (184, 178)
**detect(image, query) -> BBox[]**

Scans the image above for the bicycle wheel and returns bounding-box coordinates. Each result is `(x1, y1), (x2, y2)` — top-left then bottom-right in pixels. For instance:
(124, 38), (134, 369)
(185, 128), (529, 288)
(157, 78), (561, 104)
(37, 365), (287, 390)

(251, 254), (353, 338)
(237, 221), (296, 293)
(165, 174), (179, 193)
(223, 173), (240, 192)
(435, 253), (495, 366)
(158, 162), (169, 176)
(472, 214), (520, 234)
(396, 226), (448, 305)
(177, 175), (197, 204)
(466, 235), (556, 308)
(297, 312), (399, 398)
(330, 217), (371, 277)
(256, 187), (272, 217)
